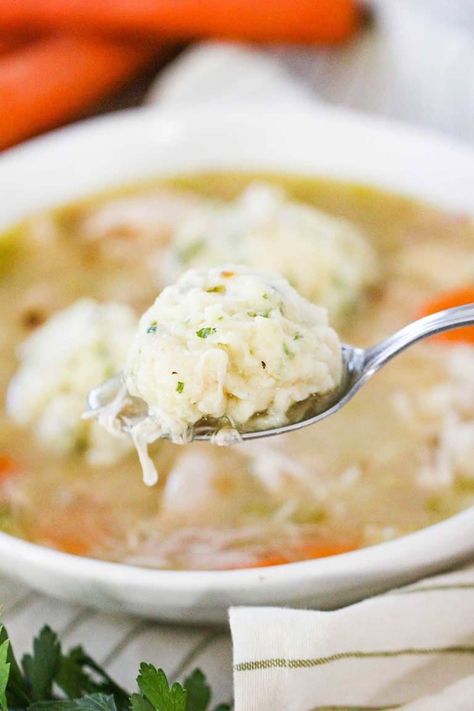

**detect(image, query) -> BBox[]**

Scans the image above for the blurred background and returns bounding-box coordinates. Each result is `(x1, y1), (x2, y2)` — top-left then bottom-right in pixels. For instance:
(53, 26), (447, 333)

(0, 0), (472, 152)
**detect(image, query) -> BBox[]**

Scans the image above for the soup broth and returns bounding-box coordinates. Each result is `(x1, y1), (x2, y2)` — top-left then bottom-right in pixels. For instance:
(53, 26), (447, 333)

(1, 173), (474, 569)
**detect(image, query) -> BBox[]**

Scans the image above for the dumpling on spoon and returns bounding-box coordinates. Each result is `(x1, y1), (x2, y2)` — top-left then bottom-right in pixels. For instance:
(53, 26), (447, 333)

(94, 265), (342, 485)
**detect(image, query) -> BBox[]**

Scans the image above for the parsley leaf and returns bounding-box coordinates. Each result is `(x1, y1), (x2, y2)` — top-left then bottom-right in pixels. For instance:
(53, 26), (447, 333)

(184, 670), (209, 711)
(0, 638), (10, 711)
(30, 692), (118, 711)
(55, 648), (92, 699)
(136, 663), (186, 711)
(176, 382), (184, 394)
(0, 623), (227, 711)
(22, 626), (61, 701)
(130, 693), (154, 711)
(184, 669), (230, 711)
(56, 647), (129, 711)
(0, 625), (30, 708)
(195, 328), (216, 339)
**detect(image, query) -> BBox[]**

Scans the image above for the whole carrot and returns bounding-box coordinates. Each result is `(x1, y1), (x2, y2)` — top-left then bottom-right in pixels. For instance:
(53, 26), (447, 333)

(0, 32), (32, 55)
(0, 35), (157, 149)
(0, 0), (360, 44)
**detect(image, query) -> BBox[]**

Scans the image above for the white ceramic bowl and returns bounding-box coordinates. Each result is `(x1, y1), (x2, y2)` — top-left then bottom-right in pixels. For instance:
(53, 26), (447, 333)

(1, 105), (474, 623)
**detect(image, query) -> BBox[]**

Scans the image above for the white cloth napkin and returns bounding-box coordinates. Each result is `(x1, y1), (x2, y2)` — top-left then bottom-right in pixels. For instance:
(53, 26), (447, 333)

(147, 3), (474, 708)
(230, 563), (474, 710)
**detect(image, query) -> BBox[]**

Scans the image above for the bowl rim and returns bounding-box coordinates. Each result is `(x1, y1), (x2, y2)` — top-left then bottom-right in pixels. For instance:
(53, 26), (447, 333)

(2, 102), (474, 216)
(1, 102), (474, 595)
(0, 505), (474, 592)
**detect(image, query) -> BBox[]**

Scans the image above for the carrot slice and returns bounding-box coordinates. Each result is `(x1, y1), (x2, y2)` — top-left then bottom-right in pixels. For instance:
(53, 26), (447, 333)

(298, 541), (358, 558)
(0, 454), (19, 481)
(0, 0), (360, 44)
(0, 35), (158, 149)
(38, 532), (94, 556)
(420, 287), (474, 344)
(237, 540), (358, 568)
(33, 502), (114, 556)
(242, 555), (290, 569)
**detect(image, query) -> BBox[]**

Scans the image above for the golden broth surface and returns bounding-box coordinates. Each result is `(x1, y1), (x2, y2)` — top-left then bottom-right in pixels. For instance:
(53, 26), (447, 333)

(1, 173), (474, 569)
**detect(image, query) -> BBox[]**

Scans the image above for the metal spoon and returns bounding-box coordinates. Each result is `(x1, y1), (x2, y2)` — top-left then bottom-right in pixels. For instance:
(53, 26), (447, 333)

(86, 303), (474, 442)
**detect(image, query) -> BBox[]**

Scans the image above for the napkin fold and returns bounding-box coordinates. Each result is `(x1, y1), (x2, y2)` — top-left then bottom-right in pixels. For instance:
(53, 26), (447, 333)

(148, 4), (474, 708)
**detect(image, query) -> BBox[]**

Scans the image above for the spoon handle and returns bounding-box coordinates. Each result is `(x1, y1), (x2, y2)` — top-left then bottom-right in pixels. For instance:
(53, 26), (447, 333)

(363, 303), (474, 375)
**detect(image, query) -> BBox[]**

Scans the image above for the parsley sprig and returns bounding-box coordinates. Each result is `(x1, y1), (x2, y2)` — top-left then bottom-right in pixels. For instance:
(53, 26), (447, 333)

(0, 625), (230, 711)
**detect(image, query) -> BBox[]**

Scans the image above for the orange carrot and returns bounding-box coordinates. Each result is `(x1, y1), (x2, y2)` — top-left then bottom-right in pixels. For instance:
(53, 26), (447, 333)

(0, 0), (360, 44)
(237, 540), (358, 568)
(0, 35), (157, 150)
(0, 33), (32, 55)
(38, 531), (94, 556)
(420, 287), (474, 345)
(0, 454), (19, 481)
(33, 500), (115, 556)
(43, 528), (108, 556)
(297, 541), (358, 558)
(243, 555), (289, 568)
(0, 454), (18, 482)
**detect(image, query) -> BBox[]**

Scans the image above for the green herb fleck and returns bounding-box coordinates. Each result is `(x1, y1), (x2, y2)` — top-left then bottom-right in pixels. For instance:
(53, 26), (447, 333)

(425, 496), (445, 515)
(283, 343), (294, 358)
(146, 321), (158, 334)
(196, 327), (216, 339)
(206, 285), (226, 294)
(177, 239), (205, 264)
(248, 310), (271, 318)
(293, 332), (303, 341)
(94, 343), (108, 357)
(104, 365), (116, 379)
(455, 477), (474, 493)
(176, 381), (184, 394)
(286, 273), (297, 288)
(73, 434), (89, 457)
(262, 293), (270, 300)
(341, 298), (358, 318)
